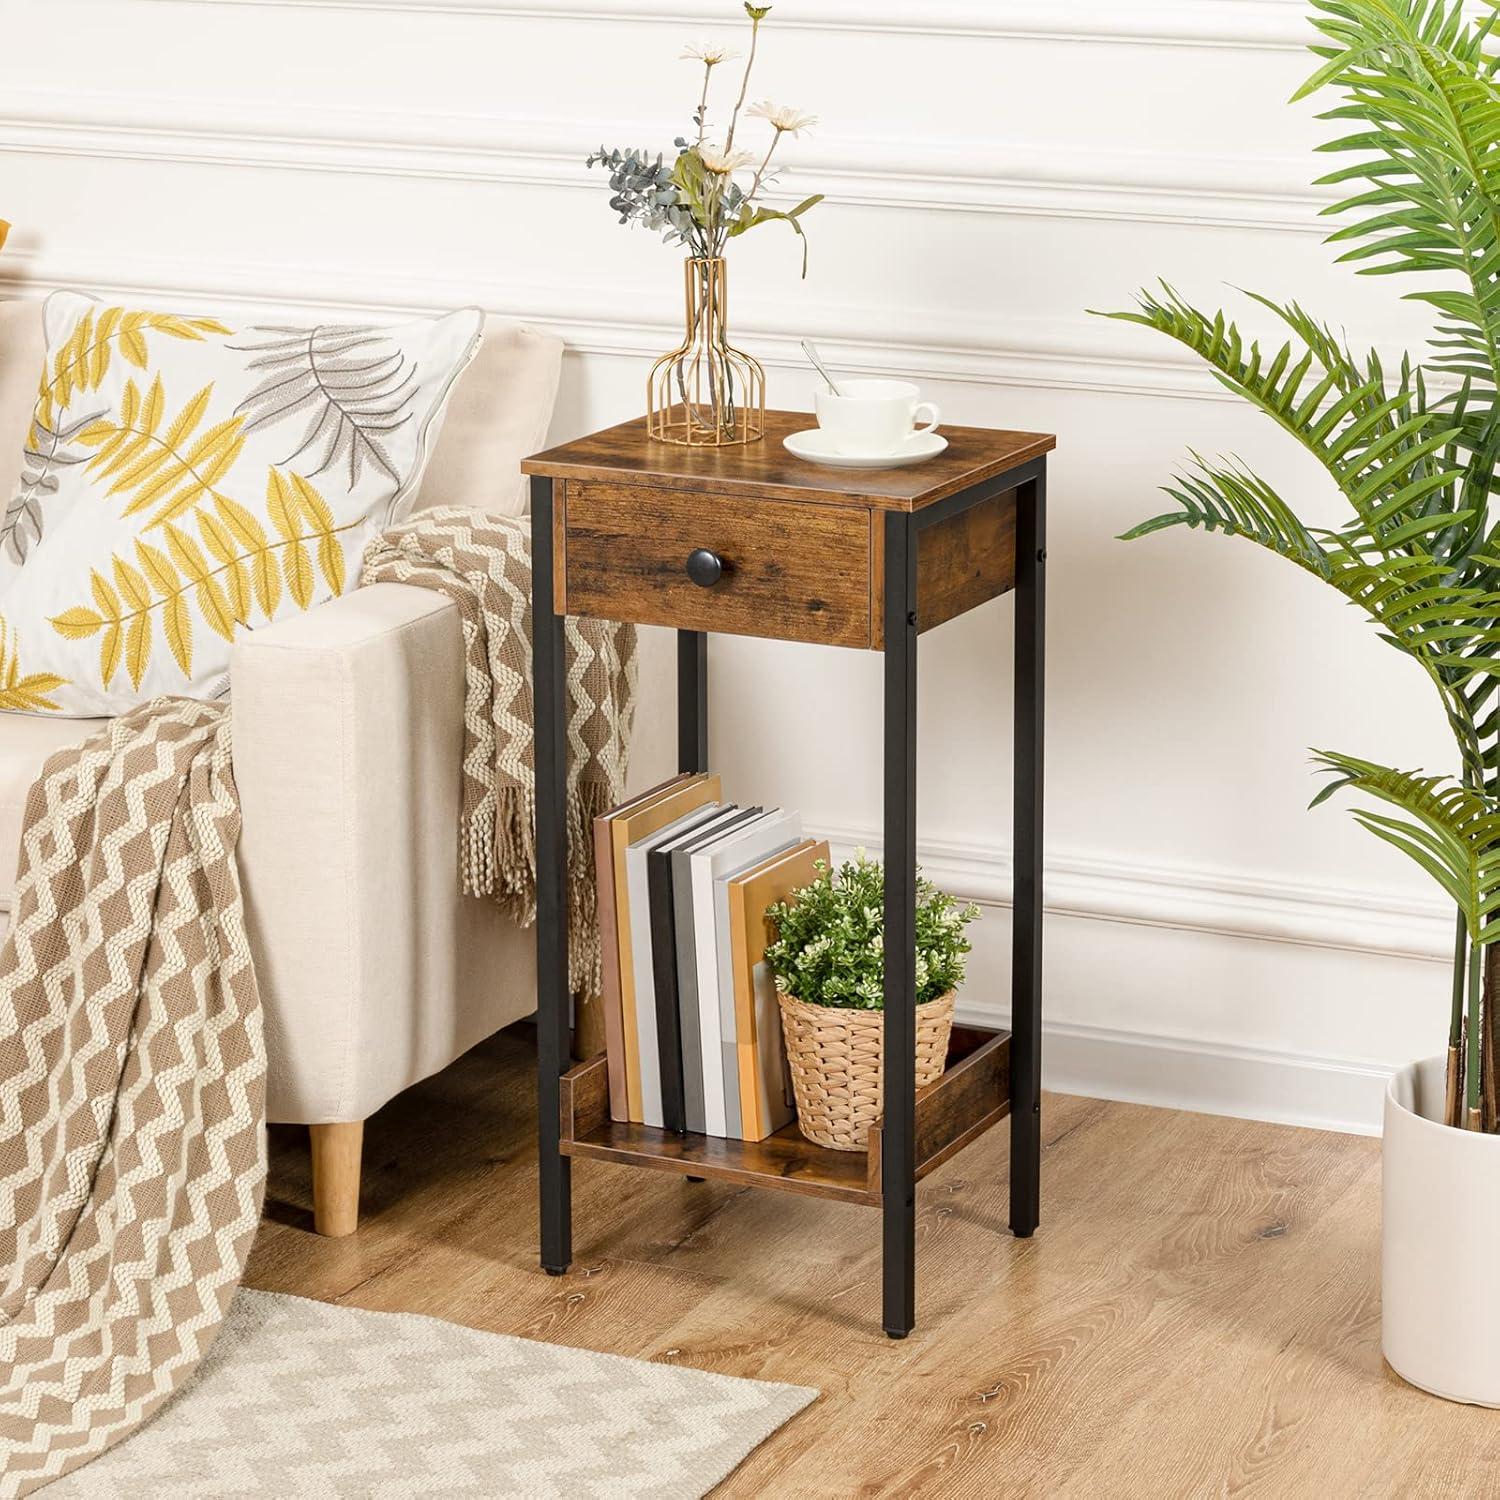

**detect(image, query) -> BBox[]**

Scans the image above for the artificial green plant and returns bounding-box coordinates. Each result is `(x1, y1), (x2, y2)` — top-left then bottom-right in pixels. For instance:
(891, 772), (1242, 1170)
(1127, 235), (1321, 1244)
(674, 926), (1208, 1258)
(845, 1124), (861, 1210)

(1099, 0), (1500, 1130)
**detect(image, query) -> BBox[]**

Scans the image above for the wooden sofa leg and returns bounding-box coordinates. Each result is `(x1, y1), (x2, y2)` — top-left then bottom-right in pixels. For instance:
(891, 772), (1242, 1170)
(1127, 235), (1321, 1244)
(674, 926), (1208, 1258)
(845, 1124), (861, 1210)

(310, 1121), (364, 1237)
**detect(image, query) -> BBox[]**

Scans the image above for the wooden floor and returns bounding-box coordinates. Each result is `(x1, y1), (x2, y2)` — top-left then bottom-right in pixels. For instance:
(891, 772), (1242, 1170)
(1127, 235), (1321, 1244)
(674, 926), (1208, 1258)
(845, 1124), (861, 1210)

(246, 1027), (1500, 1498)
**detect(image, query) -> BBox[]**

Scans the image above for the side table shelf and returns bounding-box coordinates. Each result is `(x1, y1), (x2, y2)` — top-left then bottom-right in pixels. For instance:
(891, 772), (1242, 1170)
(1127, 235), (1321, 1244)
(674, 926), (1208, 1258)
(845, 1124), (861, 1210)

(559, 1025), (1012, 1207)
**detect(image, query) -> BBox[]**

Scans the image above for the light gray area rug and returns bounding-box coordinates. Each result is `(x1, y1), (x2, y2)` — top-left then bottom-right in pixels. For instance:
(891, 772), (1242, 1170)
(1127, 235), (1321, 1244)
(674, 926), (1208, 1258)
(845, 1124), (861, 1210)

(46, 1289), (817, 1499)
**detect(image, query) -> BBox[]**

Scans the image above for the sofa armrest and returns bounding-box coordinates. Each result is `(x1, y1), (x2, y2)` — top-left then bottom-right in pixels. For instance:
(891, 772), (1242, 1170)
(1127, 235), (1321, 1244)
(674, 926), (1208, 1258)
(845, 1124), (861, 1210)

(231, 584), (536, 1124)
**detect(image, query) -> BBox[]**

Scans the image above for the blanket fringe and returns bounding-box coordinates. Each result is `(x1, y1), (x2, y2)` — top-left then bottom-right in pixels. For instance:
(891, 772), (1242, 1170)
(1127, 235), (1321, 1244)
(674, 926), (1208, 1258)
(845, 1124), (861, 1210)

(466, 783), (612, 1002)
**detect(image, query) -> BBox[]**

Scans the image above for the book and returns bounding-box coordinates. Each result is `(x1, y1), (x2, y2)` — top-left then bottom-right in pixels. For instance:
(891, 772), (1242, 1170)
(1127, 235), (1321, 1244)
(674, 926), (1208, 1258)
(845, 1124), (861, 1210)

(712, 812), (802, 1136)
(627, 803), (726, 1129)
(645, 805), (744, 1134)
(727, 840), (829, 1140)
(610, 774), (722, 1121)
(593, 775), (694, 1124)
(691, 810), (802, 1137)
(593, 816), (627, 1121)
(671, 806), (763, 1134)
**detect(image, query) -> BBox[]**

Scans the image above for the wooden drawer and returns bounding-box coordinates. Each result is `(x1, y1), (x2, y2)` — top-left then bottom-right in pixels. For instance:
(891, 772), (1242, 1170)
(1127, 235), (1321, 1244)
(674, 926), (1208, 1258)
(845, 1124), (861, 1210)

(558, 480), (872, 648)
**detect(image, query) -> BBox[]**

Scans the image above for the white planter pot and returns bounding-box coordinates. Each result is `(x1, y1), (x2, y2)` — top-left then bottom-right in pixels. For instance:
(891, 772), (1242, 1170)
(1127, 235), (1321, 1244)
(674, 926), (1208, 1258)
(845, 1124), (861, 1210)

(1384, 1054), (1500, 1405)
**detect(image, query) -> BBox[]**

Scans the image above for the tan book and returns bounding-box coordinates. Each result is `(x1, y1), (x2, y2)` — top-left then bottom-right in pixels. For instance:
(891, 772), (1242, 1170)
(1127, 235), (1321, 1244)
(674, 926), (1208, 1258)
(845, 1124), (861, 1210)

(593, 816), (628, 1121)
(612, 773), (722, 1120)
(594, 774), (693, 1122)
(727, 839), (828, 1141)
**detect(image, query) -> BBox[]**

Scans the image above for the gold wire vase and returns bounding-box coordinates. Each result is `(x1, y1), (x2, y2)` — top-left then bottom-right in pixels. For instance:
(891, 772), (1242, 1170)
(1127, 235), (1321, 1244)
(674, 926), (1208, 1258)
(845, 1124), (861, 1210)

(648, 257), (765, 447)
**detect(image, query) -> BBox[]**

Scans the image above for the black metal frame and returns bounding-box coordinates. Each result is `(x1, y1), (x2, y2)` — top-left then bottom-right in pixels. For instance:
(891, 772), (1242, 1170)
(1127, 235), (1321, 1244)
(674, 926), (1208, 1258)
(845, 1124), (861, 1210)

(529, 459), (1047, 1332)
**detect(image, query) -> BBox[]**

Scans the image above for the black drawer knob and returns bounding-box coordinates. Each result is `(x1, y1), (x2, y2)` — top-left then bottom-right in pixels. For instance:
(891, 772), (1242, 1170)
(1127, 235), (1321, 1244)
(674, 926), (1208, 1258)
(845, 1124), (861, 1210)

(686, 548), (724, 588)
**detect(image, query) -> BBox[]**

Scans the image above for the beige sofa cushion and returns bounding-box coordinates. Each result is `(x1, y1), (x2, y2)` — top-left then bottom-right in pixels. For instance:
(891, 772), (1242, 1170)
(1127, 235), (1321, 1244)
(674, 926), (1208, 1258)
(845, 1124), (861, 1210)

(407, 320), (563, 518)
(0, 712), (102, 908)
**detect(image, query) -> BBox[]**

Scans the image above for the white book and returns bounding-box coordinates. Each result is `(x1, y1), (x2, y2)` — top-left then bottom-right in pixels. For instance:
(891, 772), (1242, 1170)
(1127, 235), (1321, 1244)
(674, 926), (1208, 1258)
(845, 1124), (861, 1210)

(690, 810), (802, 1136)
(626, 803), (726, 1129)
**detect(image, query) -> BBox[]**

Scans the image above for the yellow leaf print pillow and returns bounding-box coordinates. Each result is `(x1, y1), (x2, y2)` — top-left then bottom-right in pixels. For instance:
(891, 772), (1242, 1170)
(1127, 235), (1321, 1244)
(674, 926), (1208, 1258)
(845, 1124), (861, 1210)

(0, 290), (483, 716)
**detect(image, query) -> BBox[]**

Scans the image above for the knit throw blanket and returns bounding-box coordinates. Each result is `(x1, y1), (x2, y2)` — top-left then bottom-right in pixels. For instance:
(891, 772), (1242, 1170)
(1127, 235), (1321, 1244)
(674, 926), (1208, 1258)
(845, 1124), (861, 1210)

(361, 507), (637, 997)
(0, 510), (634, 1491)
(0, 700), (265, 1497)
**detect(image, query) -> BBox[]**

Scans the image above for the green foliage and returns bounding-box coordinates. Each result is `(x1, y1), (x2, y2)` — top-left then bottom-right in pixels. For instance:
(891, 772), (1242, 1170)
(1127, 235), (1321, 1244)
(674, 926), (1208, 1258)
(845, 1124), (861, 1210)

(1097, 0), (1500, 925)
(727, 193), (825, 275)
(763, 852), (979, 1010)
(1311, 749), (1500, 942)
(583, 3), (819, 271)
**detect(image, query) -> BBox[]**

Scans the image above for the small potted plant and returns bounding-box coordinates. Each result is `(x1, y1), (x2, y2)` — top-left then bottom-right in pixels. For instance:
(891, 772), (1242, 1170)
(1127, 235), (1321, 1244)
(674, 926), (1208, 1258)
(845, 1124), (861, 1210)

(764, 852), (978, 1151)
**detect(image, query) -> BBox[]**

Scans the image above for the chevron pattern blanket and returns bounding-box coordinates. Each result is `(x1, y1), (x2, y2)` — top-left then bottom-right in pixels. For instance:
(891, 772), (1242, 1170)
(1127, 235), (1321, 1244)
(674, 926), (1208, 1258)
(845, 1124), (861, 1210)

(0, 511), (634, 1491)
(0, 700), (264, 1497)
(362, 507), (637, 998)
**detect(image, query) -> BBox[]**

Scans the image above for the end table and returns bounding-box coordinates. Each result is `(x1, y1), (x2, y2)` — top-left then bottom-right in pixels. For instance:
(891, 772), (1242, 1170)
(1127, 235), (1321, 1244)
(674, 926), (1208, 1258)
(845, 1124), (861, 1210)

(522, 409), (1053, 1339)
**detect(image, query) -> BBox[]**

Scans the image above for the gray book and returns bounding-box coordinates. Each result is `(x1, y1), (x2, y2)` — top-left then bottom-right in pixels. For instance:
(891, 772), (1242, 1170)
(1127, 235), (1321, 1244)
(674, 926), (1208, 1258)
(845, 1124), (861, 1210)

(671, 807), (761, 1134)
(710, 811), (802, 1137)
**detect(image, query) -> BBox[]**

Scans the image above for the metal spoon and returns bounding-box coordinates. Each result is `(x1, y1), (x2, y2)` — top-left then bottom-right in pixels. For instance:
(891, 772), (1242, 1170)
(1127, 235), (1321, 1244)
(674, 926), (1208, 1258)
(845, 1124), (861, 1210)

(800, 339), (846, 397)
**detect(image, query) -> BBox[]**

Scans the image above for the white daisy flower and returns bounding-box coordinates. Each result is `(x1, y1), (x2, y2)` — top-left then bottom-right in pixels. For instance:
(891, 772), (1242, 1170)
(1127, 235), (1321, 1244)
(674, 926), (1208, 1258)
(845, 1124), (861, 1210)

(681, 40), (741, 65)
(699, 144), (757, 173)
(746, 100), (818, 136)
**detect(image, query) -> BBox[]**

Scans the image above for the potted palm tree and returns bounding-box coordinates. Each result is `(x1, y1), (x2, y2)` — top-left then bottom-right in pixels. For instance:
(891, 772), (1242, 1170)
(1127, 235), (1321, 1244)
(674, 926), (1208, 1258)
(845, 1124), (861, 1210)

(1099, 0), (1500, 1404)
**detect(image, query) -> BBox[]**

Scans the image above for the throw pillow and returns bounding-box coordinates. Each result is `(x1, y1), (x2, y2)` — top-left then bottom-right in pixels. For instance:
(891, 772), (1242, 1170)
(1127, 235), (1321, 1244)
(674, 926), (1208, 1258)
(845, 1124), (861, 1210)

(0, 290), (482, 716)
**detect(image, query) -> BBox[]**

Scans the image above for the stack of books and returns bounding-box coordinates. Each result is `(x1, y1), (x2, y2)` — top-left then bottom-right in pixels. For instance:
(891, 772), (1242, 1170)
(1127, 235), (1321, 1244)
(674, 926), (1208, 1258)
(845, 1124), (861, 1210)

(594, 773), (829, 1141)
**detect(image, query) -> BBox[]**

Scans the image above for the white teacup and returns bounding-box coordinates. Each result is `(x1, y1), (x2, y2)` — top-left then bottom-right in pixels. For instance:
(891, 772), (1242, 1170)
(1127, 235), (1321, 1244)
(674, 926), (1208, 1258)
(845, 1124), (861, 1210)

(814, 379), (941, 456)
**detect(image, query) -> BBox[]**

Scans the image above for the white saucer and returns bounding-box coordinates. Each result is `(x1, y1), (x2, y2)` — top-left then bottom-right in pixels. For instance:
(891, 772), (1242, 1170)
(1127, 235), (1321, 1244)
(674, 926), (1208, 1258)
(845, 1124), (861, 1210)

(783, 428), (948, 469)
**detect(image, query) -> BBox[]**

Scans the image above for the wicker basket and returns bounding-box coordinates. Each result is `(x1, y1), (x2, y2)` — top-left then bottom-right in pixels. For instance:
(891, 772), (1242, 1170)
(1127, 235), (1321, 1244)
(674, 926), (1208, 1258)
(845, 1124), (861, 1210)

(777, 989), (956, 1151)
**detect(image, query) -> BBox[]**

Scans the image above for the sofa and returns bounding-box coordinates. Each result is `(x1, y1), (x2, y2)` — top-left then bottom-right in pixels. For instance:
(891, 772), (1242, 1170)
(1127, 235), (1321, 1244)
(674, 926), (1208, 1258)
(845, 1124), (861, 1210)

(0, 299), (565, 1234)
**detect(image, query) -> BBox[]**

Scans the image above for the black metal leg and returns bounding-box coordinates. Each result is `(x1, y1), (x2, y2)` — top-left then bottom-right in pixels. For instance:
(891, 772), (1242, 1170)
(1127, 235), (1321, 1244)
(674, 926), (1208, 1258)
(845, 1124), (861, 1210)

(531, 477), (572, 1275)
(678, 630), (708, 774)
(1010, 473), (1046, 1239)
(882, 511), (918, 1339)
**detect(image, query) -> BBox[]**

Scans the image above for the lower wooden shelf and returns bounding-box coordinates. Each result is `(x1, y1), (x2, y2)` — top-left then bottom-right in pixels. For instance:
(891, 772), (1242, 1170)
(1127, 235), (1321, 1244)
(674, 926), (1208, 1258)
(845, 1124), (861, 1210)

(558, 1024), (1011, 1207)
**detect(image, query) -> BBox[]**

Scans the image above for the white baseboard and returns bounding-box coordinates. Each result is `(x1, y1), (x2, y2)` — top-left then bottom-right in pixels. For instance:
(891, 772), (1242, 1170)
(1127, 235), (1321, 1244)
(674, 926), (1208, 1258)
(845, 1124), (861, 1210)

(955, 1001), (1391, 1136)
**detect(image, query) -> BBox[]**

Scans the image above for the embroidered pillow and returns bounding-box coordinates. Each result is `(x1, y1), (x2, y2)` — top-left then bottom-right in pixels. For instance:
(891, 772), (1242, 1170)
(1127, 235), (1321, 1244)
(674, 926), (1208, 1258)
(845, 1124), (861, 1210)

(0, 291), (483, 716)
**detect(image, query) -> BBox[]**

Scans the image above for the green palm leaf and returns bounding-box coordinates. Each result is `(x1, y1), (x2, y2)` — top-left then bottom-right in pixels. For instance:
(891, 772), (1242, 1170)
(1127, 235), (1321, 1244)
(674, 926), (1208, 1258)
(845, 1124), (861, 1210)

(1300, 0), (1500, 403)
(1312, 748), (1500, 940)
(1096, 283), (1466, 541)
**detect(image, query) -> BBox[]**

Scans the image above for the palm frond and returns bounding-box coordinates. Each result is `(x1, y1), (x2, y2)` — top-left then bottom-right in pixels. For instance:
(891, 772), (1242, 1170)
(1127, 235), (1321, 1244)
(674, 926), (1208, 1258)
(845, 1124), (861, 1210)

(1300, 0), (1500, 401)
(1312, 748), (1500, 940)
(229, 325), (419, 487)
(1122, 455), (1500, 774)
(1098, 283), (1466, 541)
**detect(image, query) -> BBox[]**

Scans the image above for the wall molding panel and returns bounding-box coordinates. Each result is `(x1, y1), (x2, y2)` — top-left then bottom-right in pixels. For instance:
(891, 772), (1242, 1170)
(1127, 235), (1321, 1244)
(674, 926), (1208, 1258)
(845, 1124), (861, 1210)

(815, 824), (1451, 964)
(0, 247), (1240, 400)
(135, 0), (1313, 52)
(0, 92), (1326, 236)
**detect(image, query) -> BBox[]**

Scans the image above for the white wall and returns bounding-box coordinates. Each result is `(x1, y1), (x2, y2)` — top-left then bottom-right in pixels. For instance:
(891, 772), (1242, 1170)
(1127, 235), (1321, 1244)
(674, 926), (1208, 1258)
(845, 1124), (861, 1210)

(0, 0), (1461, 1131)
